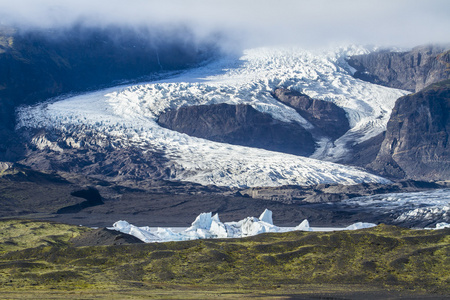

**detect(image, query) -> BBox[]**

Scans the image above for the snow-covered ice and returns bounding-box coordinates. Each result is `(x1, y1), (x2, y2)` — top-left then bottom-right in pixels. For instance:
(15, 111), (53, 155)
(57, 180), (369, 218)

(344, 222), (377, 230)
(111, 209), (376, 243)
(16, 45), (408, 188)
(343, 188), (450, 225)
(432, 222), (450, 230)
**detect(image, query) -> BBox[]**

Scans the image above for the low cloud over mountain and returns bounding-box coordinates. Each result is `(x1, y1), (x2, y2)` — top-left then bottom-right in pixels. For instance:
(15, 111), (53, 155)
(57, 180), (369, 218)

(1, 0), (450, 49)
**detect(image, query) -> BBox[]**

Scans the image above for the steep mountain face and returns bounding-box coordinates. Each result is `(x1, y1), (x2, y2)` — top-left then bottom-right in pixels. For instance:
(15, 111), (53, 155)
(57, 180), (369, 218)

(369, 80), (450, 180)
(0, 25), (217, 160)
(158, 103), (316, 156)
(347, 45), (450, 92)
(272, 88), (350, 140)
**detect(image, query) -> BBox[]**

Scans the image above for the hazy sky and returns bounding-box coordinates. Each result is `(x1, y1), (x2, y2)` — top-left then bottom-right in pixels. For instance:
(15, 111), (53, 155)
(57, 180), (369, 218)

(1, 0), (449, 49)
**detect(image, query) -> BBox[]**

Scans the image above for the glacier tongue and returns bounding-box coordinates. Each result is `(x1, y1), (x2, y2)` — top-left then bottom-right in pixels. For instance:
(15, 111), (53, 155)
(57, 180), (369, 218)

(16, 45), (406, 188)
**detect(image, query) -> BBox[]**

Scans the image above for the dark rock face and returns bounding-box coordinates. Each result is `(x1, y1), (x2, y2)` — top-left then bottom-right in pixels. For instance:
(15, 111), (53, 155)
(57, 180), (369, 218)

(57, 187), (104, 214)
(347, 45), (450, 92)
(71, 228), (144, 246)
(0, 25), (217, 161)
(369, 80), (450, 180)
(337, 132), (387, 168)
(272, 88), (350, 140)
(158, 103), (316, 156)
(19, 127), (171, 184)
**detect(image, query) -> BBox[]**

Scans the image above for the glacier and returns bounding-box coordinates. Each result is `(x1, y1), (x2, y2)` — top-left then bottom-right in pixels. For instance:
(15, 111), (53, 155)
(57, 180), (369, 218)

(111, 209), (377, 243)
(16, 45), (409, 188)
(343, 188), (450, 225)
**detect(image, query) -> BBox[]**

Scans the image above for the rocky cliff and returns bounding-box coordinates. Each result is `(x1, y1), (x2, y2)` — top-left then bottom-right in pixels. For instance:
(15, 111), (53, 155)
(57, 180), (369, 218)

(158, 103), (316, 156)
(369, 80), (450, 180)
(272, 88), (350, 140)
(347, 45), (450, 92)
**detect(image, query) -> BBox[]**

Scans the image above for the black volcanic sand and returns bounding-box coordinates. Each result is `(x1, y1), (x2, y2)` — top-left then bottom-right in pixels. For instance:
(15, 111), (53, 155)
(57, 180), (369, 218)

(5, 188), (426, 229)
(37, 193), (373, 228)
(1, 165), (448, 228)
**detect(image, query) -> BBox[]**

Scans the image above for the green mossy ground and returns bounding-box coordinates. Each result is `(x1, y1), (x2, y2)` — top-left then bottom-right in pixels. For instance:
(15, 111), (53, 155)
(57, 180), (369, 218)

(0, 219), (449, 299)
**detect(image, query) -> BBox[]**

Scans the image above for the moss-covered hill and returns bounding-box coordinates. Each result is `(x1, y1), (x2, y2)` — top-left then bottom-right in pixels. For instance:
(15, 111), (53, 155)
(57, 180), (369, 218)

(0, 219), (449, 299)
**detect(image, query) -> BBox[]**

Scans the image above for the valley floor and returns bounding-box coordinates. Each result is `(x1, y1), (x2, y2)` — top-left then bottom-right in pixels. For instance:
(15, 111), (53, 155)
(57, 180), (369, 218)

(2, 285), (449, 299)
(0, 220), (449, 299)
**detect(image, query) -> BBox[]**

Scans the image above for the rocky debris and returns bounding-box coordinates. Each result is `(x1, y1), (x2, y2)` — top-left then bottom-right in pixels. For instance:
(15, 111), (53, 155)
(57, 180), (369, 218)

(272, 88), (350, 140)
(71, 228), (144, 247)
(240, 180), (446, 204)
(369, 80), (450, 181)
(18, 127), (171, 184)
(347, 44), (450, 92)
(158, 103), (316, 156)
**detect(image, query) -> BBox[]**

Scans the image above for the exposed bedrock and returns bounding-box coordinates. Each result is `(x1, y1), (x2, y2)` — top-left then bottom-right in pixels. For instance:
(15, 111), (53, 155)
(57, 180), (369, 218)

(347, 44), (450, 92)
(271, 88), (350, 140)
(369, 80), (450, 181)
(158, 103), (316, 156)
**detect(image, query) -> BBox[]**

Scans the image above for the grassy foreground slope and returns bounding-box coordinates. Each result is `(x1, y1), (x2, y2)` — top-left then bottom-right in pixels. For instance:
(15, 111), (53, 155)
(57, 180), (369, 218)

(0, 220), (449, 299)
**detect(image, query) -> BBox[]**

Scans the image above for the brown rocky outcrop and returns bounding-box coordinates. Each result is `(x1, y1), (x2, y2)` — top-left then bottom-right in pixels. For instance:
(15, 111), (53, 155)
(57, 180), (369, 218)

(272, 88), (350, 140)
(158, 103), (316, 156)
(347, 45), (450, 92)
(369, 80), (450, 180)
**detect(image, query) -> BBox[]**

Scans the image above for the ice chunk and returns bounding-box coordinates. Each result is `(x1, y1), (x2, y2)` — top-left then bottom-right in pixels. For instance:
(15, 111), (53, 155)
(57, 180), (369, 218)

(345, 222), (377, 230)
(111, 210), (383, 243)
(187, 212), (213, 231)
(155, 227), (188, 241)
(210, 213), (228, 238)
(295, 219), (312, 231)
(434, 222), (450, 230)
(240, 216), (279, 237)
(112, 220), (159, 243)
(259, 209), (273, 225)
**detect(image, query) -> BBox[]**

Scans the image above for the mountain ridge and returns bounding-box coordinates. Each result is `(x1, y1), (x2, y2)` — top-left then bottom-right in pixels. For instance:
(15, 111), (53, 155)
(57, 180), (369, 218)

(347, 44), (450, 92)
(369, 80), (450, 180)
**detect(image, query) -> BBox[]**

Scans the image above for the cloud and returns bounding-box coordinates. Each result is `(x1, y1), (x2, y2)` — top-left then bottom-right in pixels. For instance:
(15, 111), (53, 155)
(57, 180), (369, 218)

(1, 0), (449, 49)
